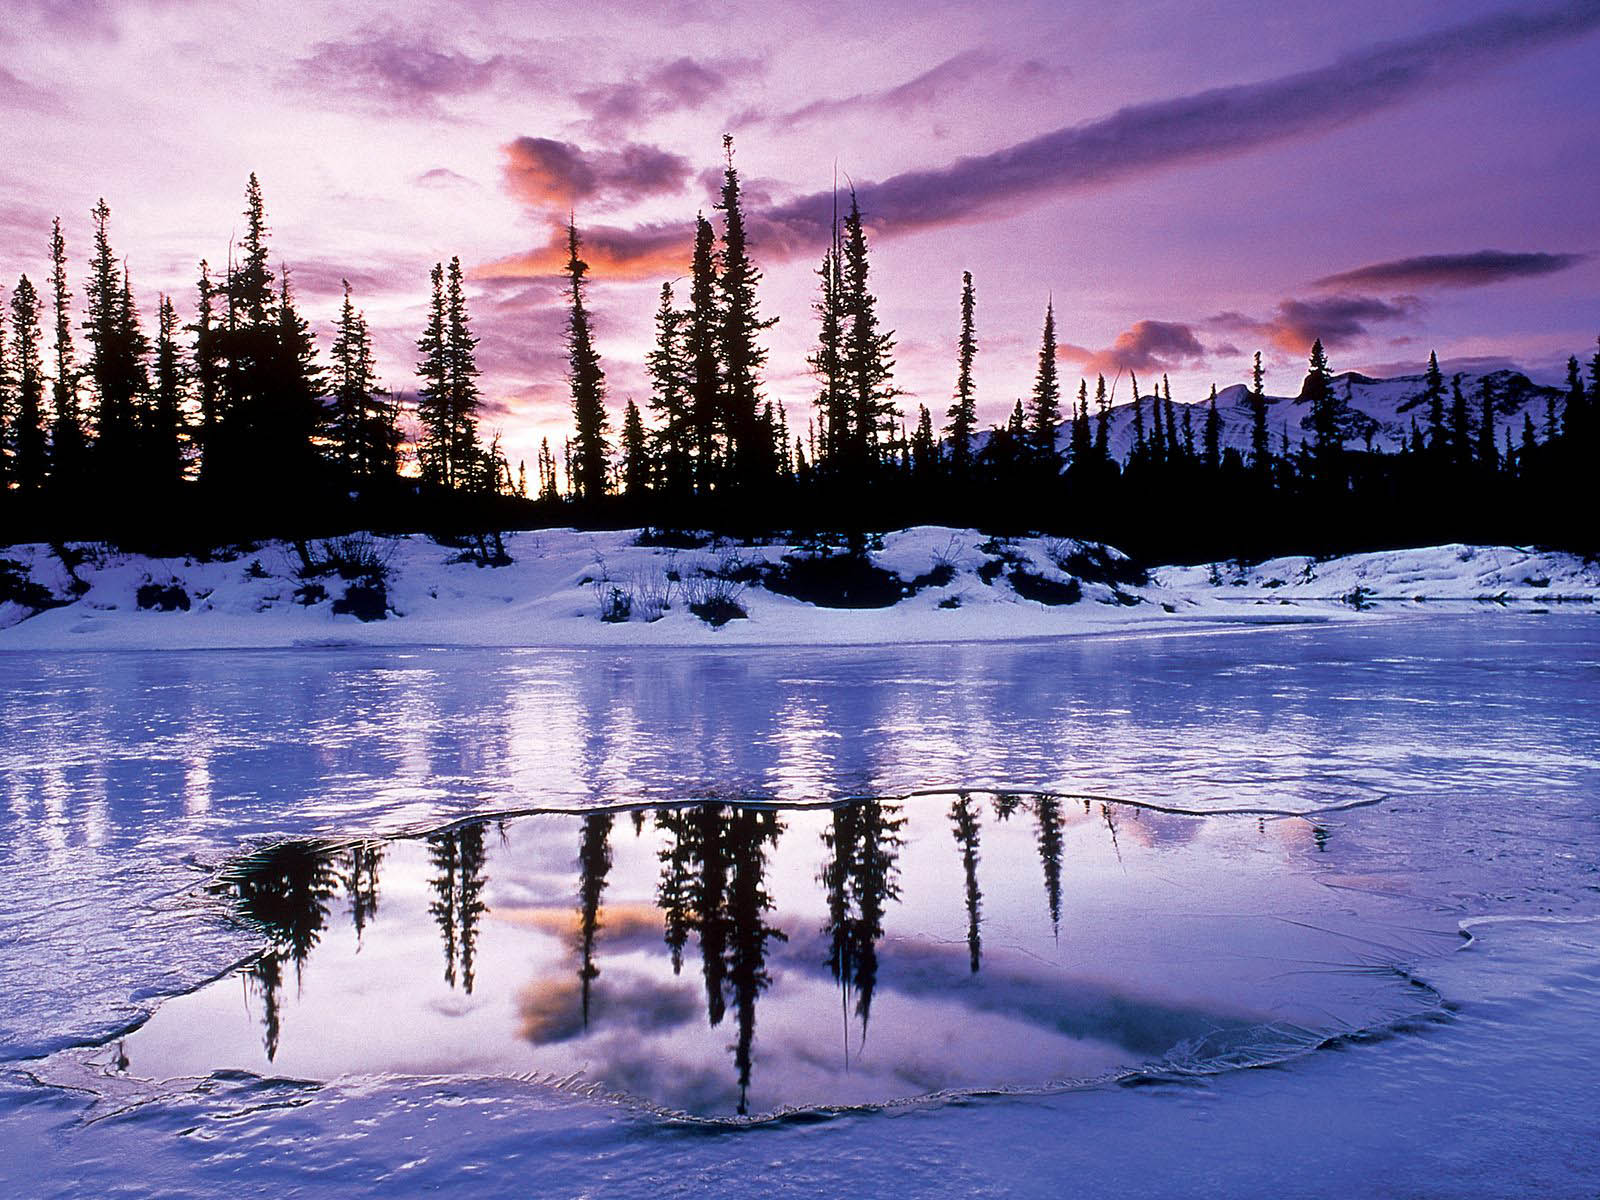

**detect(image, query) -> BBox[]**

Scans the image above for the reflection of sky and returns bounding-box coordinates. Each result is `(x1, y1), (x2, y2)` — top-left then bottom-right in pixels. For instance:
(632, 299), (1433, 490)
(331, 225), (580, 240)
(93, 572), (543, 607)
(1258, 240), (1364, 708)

(2, 2), (1596, 472)
(121, 799), (1441, 1117)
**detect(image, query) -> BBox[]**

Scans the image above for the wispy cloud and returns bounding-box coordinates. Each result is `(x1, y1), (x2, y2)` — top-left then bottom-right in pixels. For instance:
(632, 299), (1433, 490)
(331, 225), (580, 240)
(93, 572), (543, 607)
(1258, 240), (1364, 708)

(1314, 250), (1588, 290)
(1212, 295), (1422, 355)
(515, 2), (1600, 278)
(576, 55), (760, 135)
(503, 137), (692, 211)
(759, 50), (1038, 129)
(1059, 320), (1210, 376)
(291, 27), (547, 115)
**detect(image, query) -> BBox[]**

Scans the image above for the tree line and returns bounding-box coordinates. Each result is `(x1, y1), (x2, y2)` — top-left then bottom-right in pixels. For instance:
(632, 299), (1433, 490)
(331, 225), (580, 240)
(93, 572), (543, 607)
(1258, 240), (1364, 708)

(3, 140), (1596, 559)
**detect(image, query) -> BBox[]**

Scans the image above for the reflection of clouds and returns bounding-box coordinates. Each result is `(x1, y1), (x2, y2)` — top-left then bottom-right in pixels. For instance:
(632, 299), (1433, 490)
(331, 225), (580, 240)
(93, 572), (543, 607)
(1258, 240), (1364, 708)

(492, 901), (663, 942)
(518, 968), (700, 1045)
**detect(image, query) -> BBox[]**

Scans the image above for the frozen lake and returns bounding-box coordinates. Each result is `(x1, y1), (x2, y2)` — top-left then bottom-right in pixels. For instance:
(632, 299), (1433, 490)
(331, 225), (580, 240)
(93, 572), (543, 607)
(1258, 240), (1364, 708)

(3, 614), (1599, 1196)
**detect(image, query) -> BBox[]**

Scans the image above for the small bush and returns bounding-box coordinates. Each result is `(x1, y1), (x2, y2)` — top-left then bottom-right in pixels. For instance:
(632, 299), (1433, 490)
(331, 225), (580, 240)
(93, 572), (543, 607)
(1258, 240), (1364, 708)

(636, 527), (713, 550)
(908, 561), (957, 591)
(1050, 540), (1148, 587)
(1008, 567), (1082, 606)
(333, 579), (389, 621)
(764, 552), (905, 608)
(597, 585), (633, 623)
(682, 570), (747, 626)
(938, 595), (963, 610)
(294, 582), (328, 606)
(245, 559), (270, 579)
(136, 581), (191, 612)
(309, 533), (393, 582)
(0, 559), (58, 611)
(631, 569), (675, 622)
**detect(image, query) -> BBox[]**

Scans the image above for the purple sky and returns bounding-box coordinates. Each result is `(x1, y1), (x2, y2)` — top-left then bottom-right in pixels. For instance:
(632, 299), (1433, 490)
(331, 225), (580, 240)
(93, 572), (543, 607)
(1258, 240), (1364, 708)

(2, 0), (1596, 470)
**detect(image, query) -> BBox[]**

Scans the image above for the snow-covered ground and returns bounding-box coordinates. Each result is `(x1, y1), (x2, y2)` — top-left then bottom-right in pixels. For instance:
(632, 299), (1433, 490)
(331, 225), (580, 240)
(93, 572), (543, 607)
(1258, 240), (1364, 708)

(1, 527), (1593, 651)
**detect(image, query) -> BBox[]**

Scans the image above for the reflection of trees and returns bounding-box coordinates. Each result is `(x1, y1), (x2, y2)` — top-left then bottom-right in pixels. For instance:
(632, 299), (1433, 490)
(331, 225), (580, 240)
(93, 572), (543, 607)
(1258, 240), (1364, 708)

(820, 800), (905, 1043)
(337, 842), (383, 944)
(654, 803), (787, 1114)
(576, 812), (614, 1027)
(221, 842), (339, 1061)
(949, 793), (983, 973)
(427, 823), (489, 993)
(1034, 796), (1065, 939)
(992, 793), (1022, 821)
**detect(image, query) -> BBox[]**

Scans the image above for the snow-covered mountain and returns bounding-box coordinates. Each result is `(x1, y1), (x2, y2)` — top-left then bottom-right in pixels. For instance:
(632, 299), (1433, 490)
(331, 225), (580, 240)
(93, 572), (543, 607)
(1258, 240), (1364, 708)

(977, 367), (1565, 461)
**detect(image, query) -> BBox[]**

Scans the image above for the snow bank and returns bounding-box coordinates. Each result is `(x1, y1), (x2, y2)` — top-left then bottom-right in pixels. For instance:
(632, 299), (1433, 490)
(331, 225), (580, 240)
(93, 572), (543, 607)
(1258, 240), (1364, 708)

(0, 528), (1592, 651)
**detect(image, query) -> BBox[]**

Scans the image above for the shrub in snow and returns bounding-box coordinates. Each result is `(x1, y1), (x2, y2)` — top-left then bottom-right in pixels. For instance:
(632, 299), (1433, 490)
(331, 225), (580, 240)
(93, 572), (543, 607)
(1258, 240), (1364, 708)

(333, 579), (389, 621)
(682, 570), (747, 626)
(1007, 566), (1082, 606)
(135, 581), (191, 612)
(308, 533), (393, 581)
(0, 559), (58, 612)
(596, 584), (633, 623)
(762, 551), (905, 608)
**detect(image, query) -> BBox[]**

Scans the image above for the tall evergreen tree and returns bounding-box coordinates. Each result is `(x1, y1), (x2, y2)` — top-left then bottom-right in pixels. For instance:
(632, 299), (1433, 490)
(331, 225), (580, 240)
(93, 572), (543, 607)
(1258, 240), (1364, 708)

(839, 190), (898, 482)
(1027, 298), (1062, 474)
(443, 256), (482, 483)
(564, 219), (610, 501)
(1068, 378), (1092, 466)
(1561, 355), (1582, 444)
(687, 214), (721, 491)
(808, 245), (847, 470)
(945, 270), (978, 479)
(1423, 350), (1445, 453)
(1449, 373), (1470, 468)
(1093, 373), (1109, 460)
(715, 136), (776, 488)
(1304, 338), (1339, 482)
(645, 281), (691, 496)
(1476, 375), (1497, 470)
(1249, 350), (1270, 474)
(329, 281), (392, 481)
(189, 261), (222, 484)
(7, 277), (47, 490)
(150, 295), (187, 485)
(620, 396), (650, 496)
(1203, 384), (1221, 471)
(47, 219), (84, 483)
(83, 198), (138, 468)
(415, 262), (451, 486)
(1129, 370), (1145, 456)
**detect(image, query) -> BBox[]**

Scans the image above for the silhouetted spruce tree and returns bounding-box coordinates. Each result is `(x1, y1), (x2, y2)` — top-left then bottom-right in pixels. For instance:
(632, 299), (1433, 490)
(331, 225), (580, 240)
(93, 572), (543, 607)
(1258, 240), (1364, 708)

(620, 397), (650, 496)
(47, 219), (85, 485)
(945, 270), (978, 480)
(1027, 299), (1062, 474)
(1149, 373), (1164, 463)
(687, 214), (721, 491)
(565, 219), (610, 501)
(8, 277), (48, 490)
(415, 262), (451, 486)
(1069, 379), (1092, 466)
(329, 281), (386, 481)
(338, 842), (383, 944)
(1477, 376), (1497, 470)
(715, 136), (776, 490)
(189, 261), (222, 485)
(646, 282), (692, 496)
(1129, 370), (1146, 458)
(1423, 350), (1445, 454)
(839, 190), (898, 483)
(808, 244), (847, 470)
(1033, 795), (1065, 940)
(83, 198), (139, 472)
(1164, 375), (1180, 460)
(576, 812), (613, 1026)
(0, 291), (9, 488)
(1093, 373), (1109, 460)
(1249, 351), (1270, 474)
(1304, 338), (1339, 484)
(948, 792), (983, 974)
(1203, 384), (1221, 471)
(1448, 373), (1470, 469)
(264, 270), (323, 484)
(444, 256), (483, 482)
(150, 295), (187, 486)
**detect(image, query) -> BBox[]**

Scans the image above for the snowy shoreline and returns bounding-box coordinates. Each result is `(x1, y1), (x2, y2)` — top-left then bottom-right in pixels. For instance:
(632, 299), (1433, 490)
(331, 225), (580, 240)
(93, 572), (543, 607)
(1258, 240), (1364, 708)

(1, 527), (1594, 652)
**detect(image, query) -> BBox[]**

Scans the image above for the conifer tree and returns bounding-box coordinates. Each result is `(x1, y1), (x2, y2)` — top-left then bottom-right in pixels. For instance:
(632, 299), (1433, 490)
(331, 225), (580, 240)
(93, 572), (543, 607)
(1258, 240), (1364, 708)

(645, 282), (691, 495)
(47, 219), (84, 483)
(329, 281), (391, 481)
(1423, 350), (1445, 453)
(1093, 373), (1109, 459)
(910, 403), (938, 478)
(687, 214), (720, 490)
(1027, 299), (1062, 474)
(150, 294), (187, 485)
(265, 270), (323, 483)
(1164, 375), (1180, 460)
(83, 198), (138, 467)
(1129, 370), (1145, 457)
(1069, 378), (1091, 465)
(8, 277), (47, 490)
(1476, 375), (1497, 470)
(1249, 351), (1270, 474)
(620, 397), (650, 496)
(0, 296), (9, 489)
(1449, 373), (1470, 468)
(189, 261), (222, 484)
(444, 256), (482, 481)
(715, 136), (776, 488)
(564, 219), (610, 501)
(809, 245), (848, 469)
(1203, 384), (1221, 471)
(1305, 338), (1338, 481)
(839, 190), (897, 483)
(1561, 356), (1581, 443)
(945, 270), (978, 479)
(415, 262), (451, 486)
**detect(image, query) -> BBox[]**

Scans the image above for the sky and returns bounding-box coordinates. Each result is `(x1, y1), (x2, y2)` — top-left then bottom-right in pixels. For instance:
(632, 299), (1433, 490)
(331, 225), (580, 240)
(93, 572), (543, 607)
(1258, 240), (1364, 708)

(2, 0), (1597, 472)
